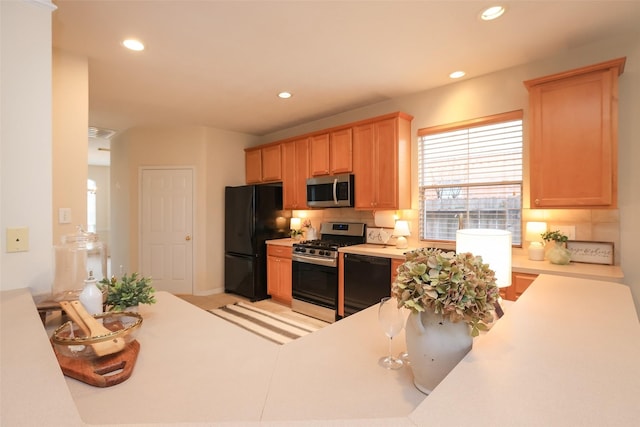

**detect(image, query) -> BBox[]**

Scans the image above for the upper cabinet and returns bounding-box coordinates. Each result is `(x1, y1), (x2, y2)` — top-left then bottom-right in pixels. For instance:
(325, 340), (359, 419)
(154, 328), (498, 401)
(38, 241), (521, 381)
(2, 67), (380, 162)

(353, 113), (412, 210)
(245, 144), (282, 184)
(524, 58), (625, 208)
(309, 128), (353, 176)
(282, 138), (309, 209)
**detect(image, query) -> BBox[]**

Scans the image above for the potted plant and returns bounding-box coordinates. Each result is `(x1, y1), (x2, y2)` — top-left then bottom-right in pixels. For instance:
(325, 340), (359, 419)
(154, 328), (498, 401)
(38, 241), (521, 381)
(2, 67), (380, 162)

(391, 247), (500, 394)
(541, 230), (571, 265)
(99, 272), (156, 312)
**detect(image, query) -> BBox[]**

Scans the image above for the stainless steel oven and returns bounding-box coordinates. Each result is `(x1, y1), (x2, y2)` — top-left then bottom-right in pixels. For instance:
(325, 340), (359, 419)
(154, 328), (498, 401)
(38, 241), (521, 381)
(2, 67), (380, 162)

(291, 222), (366, 323)
(291, 254), (338, 323)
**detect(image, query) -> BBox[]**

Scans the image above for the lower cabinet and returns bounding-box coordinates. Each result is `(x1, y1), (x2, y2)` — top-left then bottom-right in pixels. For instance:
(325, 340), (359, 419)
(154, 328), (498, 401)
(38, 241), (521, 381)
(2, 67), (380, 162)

(503, 272), (538, 301)
(267, 245), (292, 305)
(391, 258), (404, 285)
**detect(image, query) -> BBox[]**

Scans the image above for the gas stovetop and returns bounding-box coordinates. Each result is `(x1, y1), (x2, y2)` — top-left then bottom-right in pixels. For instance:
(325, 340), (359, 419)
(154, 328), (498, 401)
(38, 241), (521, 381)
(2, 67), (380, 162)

(292, 222), (366, 260)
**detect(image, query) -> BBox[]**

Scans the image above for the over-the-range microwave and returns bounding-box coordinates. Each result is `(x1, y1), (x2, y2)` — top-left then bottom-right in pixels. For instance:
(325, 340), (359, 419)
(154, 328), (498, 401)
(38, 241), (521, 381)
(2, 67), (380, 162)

(306, 174), (354, 208)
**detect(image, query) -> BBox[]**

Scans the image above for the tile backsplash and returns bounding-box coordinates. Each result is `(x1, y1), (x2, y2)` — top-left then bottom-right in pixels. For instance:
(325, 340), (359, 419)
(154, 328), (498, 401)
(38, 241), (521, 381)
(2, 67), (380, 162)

(292, 207), (621, 265)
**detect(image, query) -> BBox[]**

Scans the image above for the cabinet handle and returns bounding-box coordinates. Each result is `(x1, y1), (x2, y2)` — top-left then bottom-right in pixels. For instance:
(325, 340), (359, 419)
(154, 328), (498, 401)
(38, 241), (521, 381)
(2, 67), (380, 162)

(535, 198), (540, 206)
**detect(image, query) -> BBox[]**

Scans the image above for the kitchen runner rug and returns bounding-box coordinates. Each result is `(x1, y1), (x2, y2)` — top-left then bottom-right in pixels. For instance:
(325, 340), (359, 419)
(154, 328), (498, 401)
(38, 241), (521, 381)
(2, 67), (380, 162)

(208, 302), (327, 345)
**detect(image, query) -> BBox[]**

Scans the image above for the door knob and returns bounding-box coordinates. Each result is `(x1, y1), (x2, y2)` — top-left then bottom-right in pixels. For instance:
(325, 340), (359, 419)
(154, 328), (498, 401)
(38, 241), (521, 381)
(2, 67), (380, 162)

(185, 235), (191, 241)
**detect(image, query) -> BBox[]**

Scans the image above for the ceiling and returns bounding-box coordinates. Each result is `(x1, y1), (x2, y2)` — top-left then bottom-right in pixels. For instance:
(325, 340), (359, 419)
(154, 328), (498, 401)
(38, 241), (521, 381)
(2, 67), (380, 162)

(51, 1), (640, 164)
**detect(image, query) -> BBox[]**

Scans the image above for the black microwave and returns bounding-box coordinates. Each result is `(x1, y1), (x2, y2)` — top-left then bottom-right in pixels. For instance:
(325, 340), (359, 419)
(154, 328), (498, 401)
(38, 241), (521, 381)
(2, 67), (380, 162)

(306, 174), (354, 208)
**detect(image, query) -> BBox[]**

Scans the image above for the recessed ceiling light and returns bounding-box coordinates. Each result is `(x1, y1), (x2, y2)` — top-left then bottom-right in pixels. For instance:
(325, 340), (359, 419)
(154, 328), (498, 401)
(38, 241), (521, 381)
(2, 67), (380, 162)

(278, 92), (292, 99)
(480, 5), (506, 21)
(449, 71), (466, 79)
(122, 39), (145, 51)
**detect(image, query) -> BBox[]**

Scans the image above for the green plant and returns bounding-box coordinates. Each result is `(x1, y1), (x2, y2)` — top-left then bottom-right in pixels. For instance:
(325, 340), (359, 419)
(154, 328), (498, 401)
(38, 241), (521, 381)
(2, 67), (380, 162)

(541, 230), (568, 243)
(392, 248), (500, 337)
(99, 272), (156, 311)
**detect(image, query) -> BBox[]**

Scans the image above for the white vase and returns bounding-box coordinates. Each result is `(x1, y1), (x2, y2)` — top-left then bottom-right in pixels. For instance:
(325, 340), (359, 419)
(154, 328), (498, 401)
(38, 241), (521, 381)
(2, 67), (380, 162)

(405, 310), (473, 395)
(546, 241), (571, 265)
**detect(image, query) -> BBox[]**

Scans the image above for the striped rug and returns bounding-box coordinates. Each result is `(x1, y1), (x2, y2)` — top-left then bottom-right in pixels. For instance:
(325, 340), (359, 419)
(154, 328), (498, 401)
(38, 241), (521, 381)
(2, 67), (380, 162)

(208, 302), (326, 345)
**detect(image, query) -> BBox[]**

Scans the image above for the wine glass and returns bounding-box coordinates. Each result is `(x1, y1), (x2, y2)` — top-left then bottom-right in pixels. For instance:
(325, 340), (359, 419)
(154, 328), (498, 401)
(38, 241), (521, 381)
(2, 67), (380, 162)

(378, 297), (404, 370)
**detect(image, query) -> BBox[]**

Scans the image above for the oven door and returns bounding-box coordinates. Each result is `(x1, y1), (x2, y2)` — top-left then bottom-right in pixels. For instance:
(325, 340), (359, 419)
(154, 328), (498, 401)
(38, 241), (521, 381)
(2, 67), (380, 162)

(291, 258), (338, 322)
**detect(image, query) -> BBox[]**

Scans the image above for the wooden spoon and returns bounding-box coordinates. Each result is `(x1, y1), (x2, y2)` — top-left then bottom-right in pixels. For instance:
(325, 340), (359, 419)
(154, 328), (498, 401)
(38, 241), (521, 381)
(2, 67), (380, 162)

(59, 301), (91, 337)
(70, 300), (126, 357)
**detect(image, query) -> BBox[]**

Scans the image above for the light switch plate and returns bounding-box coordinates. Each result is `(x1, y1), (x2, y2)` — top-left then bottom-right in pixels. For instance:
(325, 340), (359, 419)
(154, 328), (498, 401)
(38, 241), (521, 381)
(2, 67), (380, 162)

(6, 227), (29, 252)
(58, 207), (72, 224)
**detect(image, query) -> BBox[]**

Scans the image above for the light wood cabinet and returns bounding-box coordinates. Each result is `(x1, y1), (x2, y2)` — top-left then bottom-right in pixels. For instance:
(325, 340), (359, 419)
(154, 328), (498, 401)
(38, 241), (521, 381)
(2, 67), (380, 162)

(353, 113), (412, 210)
(330, 128), (353, 174)
(282, 138), (309, 209)
(245, 144), (282, 184)
(524, 57), (625, 208)
(309, 133), (330, 176)
(245, 148), (262, 184)
(503, 272), (538, 301)
(267, 245), (292, 305)
(391, 258), (404, 285)
(309, 129), (353, 176)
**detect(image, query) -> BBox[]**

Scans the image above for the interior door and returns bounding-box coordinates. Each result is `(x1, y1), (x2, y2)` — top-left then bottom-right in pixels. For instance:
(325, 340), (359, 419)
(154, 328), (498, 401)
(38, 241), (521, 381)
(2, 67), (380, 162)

(140, 168), (194, 294)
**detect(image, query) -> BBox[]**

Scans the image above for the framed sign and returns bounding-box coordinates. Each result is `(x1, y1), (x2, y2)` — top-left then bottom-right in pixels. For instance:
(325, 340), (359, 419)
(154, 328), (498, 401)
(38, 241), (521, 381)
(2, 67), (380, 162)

(566, 240), (614, 265)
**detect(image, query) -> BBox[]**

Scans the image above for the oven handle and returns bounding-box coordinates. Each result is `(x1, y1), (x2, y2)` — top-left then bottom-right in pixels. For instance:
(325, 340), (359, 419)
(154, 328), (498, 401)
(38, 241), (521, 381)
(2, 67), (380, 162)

(333, 178), (338, 204)
(292, 254), (337, 268)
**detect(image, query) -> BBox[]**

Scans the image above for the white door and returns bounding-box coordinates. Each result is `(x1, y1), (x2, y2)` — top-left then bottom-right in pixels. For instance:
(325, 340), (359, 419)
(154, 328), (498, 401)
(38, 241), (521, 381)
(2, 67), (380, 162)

(140, 168), (194, 294)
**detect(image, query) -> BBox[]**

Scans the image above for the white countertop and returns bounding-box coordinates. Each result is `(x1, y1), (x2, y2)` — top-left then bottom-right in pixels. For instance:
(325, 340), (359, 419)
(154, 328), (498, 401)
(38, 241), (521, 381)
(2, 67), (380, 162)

(2, 274), (639, 426)
(267, 238), (624, 282)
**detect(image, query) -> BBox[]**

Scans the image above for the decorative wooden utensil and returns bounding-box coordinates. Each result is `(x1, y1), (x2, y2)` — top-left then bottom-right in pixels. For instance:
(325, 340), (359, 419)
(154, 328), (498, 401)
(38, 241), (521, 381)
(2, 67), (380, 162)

(69, 300), (126, 356)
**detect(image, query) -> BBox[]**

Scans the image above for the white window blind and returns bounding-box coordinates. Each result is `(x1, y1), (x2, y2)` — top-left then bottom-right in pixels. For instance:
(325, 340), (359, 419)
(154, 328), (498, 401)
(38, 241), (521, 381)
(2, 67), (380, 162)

(418, 111), (523, 244)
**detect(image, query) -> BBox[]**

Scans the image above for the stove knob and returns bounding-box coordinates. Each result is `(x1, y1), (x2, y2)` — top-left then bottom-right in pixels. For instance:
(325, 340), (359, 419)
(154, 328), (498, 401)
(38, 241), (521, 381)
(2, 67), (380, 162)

(309, 249), (316, 254)
(318, 250), (325, 256)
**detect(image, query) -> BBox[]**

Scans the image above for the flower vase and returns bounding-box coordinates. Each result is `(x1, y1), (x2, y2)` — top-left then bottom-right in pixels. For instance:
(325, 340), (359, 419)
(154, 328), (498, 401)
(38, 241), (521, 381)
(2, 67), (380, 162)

(547, 241), (571, 265)
(405, 310), (472, 395)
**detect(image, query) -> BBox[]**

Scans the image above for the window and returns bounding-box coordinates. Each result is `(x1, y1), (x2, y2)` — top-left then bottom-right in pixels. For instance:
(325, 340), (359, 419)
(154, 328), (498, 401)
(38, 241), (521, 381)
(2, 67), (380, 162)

(87, 179), (97, 233)
(417, 110), (523, 245)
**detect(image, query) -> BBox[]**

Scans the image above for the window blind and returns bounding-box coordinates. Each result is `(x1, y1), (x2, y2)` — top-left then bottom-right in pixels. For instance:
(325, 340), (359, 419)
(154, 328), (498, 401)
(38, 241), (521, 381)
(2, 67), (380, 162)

(418, 111), (523, 244)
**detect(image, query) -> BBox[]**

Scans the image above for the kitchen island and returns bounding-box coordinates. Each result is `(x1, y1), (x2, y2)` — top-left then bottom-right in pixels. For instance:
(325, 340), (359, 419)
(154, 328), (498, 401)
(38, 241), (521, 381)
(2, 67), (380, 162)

(2, 274), (639, 426)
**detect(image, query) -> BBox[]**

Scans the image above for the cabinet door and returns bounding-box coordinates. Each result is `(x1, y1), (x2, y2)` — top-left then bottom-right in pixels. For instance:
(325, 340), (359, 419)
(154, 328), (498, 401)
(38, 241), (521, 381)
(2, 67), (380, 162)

(526, 58), (624, 208)
(309, 133), (330, 176)
(505, 272), (538, 301)
(352, 123), (375, 209)
(278, 257), (292, 305)
(373, 118), (398, 209)
(261, 144), (282, 182)
(391, 258), (404, 285)
(245, 149), (262, 184)
(282, 138), (309, 209)
(330, 128), (353, 174)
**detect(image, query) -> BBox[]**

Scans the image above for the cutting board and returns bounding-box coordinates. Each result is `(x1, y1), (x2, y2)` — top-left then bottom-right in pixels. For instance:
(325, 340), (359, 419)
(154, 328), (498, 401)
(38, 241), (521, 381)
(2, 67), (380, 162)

(52, 340), (140, 387)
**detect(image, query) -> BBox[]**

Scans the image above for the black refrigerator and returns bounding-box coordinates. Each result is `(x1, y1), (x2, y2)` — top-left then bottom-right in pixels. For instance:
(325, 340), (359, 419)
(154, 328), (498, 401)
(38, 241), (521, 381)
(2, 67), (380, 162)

(224, 184), (290, 301)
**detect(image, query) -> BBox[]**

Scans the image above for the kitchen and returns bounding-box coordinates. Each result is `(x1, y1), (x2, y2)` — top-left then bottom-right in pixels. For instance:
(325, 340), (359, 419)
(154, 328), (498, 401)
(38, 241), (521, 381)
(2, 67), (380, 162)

(3, 1), (640, 425)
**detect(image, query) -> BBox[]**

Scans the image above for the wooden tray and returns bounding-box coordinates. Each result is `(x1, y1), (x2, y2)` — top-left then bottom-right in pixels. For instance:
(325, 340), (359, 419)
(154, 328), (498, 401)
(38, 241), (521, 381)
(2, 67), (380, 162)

(52, 340), (140, 387)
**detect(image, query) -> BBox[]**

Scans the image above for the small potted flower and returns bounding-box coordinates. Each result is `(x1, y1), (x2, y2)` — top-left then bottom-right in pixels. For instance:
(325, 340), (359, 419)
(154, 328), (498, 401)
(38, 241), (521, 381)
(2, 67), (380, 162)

(290, 218), (312, 240)
(99, 272), (156, 312)
(541, 230), (571, 265)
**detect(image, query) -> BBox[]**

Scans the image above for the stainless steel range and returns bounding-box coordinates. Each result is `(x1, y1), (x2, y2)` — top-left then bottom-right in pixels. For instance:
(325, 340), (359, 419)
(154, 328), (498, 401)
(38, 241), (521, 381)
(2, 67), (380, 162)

(291, 222), (366, 323)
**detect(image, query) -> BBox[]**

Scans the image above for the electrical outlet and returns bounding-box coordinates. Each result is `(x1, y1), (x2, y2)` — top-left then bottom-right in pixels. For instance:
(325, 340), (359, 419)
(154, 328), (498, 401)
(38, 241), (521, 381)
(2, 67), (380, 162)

(551, 225), (576, 240)
(6, 227), (29, 252)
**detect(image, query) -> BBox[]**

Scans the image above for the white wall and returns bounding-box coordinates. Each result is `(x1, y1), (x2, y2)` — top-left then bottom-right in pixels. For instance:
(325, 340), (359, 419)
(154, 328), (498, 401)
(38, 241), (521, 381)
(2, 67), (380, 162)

(110, 126), (255, 295)
(0, 0), (55, 295)
(52, 50), (88, 245)
(261, 34), (640, 318)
